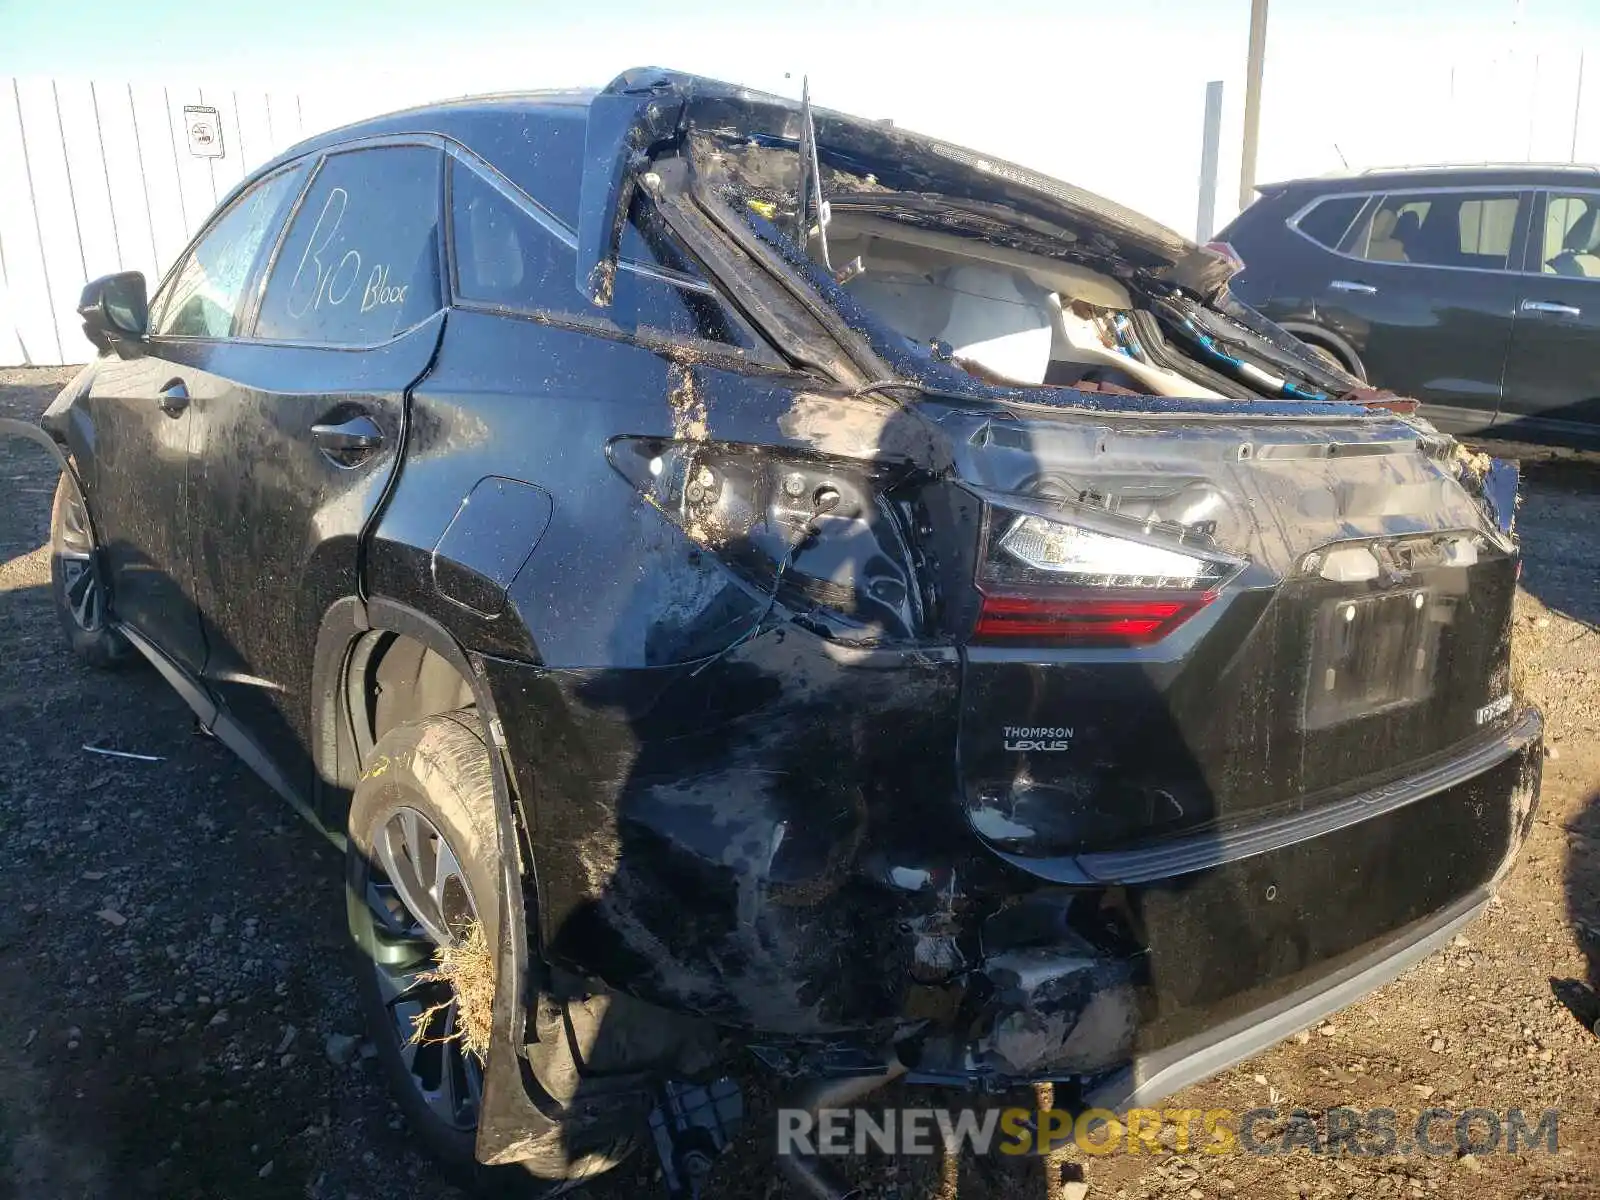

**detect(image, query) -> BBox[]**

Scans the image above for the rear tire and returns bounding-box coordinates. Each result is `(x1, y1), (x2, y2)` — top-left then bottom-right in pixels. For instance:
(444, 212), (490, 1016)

(345, 711), (621, 1193)
(48, 473), (133, 670)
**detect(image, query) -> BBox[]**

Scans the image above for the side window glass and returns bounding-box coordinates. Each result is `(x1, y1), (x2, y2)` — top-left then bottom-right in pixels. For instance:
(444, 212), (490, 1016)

(154, 166), (305, 338)
(1456, 196), (1518, 263)
(1352, 191), (1518, 269)
(1350, 195), (1430, 264)
(1539, 193), (1600, 277)
(1294, 195), (1363, 250)
(449, 158), (769, 354)
(255, 147), (442, 345)
(450, 161), (571, 310)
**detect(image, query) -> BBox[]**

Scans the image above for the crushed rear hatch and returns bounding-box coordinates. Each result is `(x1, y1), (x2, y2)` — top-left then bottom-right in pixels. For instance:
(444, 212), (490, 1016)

(601, 76), (1526, 863)
(941, 406), (1519, 861)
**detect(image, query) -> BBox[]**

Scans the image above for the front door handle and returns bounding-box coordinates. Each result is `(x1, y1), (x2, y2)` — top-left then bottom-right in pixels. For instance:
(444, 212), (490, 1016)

(156, 378), (189, 418)
(311, 414), (385, 466)
(1520, 298), (1582, 317)
(1329, 279), (1378, 295)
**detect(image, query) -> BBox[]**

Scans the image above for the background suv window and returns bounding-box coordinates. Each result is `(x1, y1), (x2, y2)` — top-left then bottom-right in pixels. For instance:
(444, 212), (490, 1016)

(1350, 191), (1520, 269)
(449, 158), (769, 354)
(255, 146), (443, 345)
(1293, 195), (1364, 250)
(1539, 193), (1600, 276)
(153, 166), (306, 338)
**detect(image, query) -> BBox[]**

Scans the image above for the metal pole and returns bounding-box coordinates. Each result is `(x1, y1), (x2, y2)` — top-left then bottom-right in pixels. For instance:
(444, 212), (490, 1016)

(1238, 0), (1270, 211)
(52, 80), (89, 285)
(1197, 80), (1224, 241)
(1572, 51), (1585, 162)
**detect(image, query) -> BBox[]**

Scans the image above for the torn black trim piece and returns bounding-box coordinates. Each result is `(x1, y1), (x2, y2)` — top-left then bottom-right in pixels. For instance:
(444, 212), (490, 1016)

(576, 68), (688, 305)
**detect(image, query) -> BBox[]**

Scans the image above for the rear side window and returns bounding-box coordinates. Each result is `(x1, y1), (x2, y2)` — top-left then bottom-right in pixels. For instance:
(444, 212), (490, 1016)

(449, 158), (769, 354)
(154, 166), (305, 338)
(449, 163), (569, 311)
(254, 146), (443, 345)
(1349, 191), (1520, 269)
(1538, 192), (1600, 276)
(1293, 195), (1364, 249)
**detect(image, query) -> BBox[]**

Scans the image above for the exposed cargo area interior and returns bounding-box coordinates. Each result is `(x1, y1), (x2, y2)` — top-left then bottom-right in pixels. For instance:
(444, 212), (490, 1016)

(828, 209), (1235, 397)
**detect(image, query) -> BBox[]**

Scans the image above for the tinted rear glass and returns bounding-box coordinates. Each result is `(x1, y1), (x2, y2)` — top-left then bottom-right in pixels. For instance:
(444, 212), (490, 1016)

(1295, 195), (1364, 249)
(451, 162), (569, 310)
(455, 110), (586, 227)
(449, 158), (772, 356)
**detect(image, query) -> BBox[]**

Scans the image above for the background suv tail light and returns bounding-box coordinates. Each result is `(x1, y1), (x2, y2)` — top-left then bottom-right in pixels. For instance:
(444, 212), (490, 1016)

(1205, 240), (1246, 275)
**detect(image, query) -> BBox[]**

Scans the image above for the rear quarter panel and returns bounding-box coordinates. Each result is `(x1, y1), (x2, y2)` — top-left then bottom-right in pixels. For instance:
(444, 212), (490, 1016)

(368, 309), (976, 1030)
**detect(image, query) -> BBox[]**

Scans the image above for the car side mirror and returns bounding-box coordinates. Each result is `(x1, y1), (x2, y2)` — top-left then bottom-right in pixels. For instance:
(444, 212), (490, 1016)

(78, 271), (148, 351)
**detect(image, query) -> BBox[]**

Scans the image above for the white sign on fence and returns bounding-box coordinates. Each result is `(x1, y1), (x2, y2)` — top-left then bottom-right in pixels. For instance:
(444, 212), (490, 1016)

(183, 105), (224, 158)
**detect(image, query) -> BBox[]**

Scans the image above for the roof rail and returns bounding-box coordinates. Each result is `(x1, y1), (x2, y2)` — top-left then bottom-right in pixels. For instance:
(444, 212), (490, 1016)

(1357, 161), (1600, 174)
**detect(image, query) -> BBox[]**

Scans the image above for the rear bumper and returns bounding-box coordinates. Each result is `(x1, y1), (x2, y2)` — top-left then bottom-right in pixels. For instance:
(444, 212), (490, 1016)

(484, 639), (1541, 1096)
(988, 706), (1544, 886)
(1084, 887), (1487, 1112)
(902, 708), (1541, 1091)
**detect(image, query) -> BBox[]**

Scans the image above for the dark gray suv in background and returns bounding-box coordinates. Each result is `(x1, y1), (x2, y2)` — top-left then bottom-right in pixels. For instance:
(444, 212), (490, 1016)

(1218, 164), (1600, 445)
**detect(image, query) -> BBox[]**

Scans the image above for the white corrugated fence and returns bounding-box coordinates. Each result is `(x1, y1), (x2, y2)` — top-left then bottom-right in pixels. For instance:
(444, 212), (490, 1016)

(0, 79), (307, 366)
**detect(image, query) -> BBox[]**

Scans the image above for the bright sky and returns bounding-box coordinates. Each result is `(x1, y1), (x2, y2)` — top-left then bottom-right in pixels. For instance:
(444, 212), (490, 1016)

(6, 0), (1600, 233)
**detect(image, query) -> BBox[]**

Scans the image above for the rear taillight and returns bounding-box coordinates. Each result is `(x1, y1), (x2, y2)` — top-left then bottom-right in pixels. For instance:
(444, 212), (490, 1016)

(974, 590), (1215, 644)
(974, 509), (1236, 646)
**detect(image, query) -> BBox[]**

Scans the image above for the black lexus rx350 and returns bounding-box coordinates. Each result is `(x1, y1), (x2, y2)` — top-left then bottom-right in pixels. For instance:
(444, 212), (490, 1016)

(11, 69), (1541, 1194)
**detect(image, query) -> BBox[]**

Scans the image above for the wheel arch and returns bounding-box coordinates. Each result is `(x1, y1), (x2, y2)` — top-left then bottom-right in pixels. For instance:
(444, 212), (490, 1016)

(310, 596), (529, 846)
(0, 418), (73, 474)
(0, 419), (97, 532)
(311, 594), (555, 1166)
(1275, 320), (1368, 381)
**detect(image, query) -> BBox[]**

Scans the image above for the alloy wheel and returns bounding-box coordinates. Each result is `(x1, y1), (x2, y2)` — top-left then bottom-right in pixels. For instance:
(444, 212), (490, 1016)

(58, 488), (106, 633)
(361, 805), (486, 1132)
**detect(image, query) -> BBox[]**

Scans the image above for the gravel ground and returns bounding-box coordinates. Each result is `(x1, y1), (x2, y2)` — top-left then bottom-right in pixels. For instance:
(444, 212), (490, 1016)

(1, 364), (1596, 1200)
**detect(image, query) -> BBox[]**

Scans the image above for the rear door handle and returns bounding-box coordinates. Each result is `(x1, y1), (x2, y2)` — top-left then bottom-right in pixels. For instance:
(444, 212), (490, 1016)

(1520, 299), (1582, 317)
(311, 414), (385, 466)
(1329, 279), (1378, 295)
(156, 378), (189, 418)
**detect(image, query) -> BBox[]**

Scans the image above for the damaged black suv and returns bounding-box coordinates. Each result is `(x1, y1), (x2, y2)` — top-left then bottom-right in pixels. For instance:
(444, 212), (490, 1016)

(12, 68), (1541, 1195)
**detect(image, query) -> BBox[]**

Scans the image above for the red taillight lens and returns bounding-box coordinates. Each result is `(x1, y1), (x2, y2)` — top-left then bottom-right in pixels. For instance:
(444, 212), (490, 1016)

(974, 508), (1235, 645)
(974, 589), (1216, 645)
